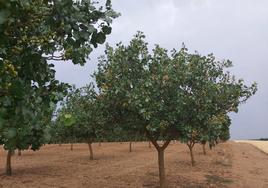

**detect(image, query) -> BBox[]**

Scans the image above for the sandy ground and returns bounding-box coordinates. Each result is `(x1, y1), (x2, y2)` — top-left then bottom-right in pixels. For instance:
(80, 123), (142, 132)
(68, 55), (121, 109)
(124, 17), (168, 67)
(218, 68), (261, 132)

(0, 141), (268, 188)
(235, 140), (268, 154)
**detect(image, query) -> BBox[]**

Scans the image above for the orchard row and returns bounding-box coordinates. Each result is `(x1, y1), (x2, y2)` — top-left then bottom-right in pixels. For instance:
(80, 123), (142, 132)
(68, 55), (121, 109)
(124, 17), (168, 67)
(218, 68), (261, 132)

(52, 33), (256, 187)
(0, 1), (256, 188)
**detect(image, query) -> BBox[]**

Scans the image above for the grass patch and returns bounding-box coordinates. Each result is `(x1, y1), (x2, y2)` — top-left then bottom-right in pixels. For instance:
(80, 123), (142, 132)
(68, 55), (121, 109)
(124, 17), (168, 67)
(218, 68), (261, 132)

(205, 175), (234, 185)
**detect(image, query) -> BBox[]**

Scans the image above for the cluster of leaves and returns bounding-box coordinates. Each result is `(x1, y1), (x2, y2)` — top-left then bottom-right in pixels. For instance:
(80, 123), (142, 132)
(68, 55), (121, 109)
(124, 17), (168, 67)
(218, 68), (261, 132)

(96, 32), (256, 144)
(0, 0), (118, 153)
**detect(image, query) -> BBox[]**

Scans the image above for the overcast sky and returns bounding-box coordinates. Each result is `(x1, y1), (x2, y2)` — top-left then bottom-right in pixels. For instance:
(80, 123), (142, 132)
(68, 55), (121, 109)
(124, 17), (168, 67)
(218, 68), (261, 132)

(54, 0), (268, 139)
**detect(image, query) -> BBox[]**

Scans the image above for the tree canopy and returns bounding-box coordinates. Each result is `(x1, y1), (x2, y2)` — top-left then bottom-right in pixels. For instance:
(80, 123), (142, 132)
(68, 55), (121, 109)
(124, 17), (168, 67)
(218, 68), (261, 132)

(94, 32), (257, 187)
(0, 0), (119, 175)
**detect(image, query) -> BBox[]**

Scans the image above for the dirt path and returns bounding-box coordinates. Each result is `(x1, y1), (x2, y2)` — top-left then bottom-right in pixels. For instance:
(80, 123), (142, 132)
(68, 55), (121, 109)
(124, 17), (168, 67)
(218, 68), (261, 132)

(235, 140), (268, 154)
(0, 141), (268, 187)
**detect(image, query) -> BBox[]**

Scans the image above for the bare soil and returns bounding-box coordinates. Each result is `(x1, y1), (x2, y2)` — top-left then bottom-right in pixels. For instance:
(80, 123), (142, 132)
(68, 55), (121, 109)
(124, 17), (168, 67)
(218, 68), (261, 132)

(1, 141), (268, 188)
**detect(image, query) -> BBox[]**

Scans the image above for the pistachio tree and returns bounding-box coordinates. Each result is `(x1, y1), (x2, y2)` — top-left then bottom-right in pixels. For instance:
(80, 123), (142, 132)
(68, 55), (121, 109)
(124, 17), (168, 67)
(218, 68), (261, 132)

(95, 33), (186, 187)
(207, 114), (231, 148)
(55, 84), (106, 159)
(95, 32), (257, 187)
(180, 71), (256, 164)
(177, 51), (257, 165)
(73, 84), (106, 160)
(56, 110), (78, 150)
(0, 0), (118, 175)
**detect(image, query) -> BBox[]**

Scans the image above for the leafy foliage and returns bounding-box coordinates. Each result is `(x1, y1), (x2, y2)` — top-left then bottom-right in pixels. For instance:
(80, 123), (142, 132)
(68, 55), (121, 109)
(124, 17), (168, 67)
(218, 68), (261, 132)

(0, 0), (118, 151)
(0, 0), (118, 175)
(94, 32), (257, 187)
(54, 84), (106, 144)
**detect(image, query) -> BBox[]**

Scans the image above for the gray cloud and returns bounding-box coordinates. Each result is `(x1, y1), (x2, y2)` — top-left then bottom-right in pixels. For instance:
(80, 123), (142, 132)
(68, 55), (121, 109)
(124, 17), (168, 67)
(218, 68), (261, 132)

(54, 0), (268, 139)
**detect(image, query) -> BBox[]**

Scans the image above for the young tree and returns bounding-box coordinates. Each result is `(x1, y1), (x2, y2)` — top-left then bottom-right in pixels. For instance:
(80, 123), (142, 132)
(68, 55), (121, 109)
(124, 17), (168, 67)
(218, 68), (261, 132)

(59, 114), (77, 150)
(74, 84), (106, 160)
(175, 48), (257, 166)
(207, 114), (231, 148)
(95, 33), (181, 187)
(55, 84), (107, 159)
(95, 33), (174, 187)
(0, 0), (119, 175)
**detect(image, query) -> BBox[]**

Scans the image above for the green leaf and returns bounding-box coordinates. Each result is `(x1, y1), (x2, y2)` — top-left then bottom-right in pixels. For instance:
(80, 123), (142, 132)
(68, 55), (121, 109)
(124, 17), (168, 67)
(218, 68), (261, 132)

(102, 26), (112, 35)
(80, 31), (90, 40)
(95, 32), (106, 44)
(64, 114), (72, 119)
(87, 25), (96, 33)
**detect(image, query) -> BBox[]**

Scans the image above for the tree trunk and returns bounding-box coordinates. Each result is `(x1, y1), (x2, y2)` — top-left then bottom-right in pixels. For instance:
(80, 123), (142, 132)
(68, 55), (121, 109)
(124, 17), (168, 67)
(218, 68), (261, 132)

(189, 147), (195, 166)
(202, 143), (206, 155)
(209, 143), (212, 150)
(70, 143), (73, 151)
(88, 142), (93, 160)
(18, 149), (21, 156)
(157, 148), (166, 188)
(6, 150), (12, 176)
(129, 141), (132, 152)
(145, 130), (170, 188)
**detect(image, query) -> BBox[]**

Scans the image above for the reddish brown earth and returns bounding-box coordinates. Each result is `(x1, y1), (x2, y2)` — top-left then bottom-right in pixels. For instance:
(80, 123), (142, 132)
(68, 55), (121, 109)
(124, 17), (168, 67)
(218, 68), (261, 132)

(0, 141), (268, 188)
